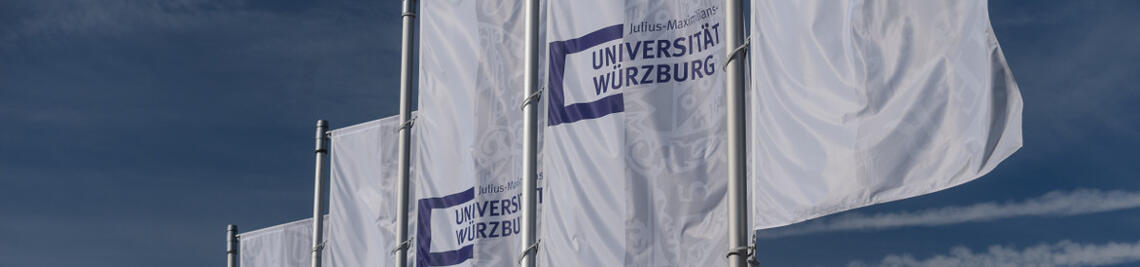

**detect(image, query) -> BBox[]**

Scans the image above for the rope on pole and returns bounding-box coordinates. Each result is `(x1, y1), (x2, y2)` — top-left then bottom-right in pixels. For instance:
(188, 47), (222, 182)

(723, 35), (751, 71)
(520, 87), (543, 110)
(517, 239), (541, 265)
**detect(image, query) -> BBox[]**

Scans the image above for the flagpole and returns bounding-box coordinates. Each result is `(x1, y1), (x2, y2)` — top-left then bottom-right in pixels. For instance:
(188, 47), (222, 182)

(311, 120), (330, 267)
(724, 0), (749, 266)
(395, 0), (418, 266)
(520, 0), (541, 266)
(227, 224), (239, 267)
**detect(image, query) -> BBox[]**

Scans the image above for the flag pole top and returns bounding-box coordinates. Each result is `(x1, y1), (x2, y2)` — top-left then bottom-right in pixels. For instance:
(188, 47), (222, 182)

(403, 0), (417, 13)
(226, 224), (239, 267)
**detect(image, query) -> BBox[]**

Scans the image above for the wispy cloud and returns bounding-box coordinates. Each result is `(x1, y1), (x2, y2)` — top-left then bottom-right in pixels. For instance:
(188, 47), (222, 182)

(4, 0), (234, 40)
(759, 189), (1140, 238)
(848, 240), (1140, 267)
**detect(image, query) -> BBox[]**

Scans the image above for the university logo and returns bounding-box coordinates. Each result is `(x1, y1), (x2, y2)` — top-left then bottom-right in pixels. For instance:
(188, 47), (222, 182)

(547, 24), (626, 126)
(548, 21), (721, 126)
(416, 188), (475, 267)
(415, 185), (527, 267)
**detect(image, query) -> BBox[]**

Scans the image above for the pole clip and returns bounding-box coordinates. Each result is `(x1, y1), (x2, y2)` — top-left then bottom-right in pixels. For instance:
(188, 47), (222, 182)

(402, 12), (416, 19)
(391, 238), (414, 255)
(727, 232), (761, 265)
(312, 240), (326, 253)
(517, 239), (541, 264)
(397, 114), (417, 132)
(747, 232), (761, 265)
(725, 245), (753, 259)
(521, 87), (543, 111)
(723, 35), (751, 71)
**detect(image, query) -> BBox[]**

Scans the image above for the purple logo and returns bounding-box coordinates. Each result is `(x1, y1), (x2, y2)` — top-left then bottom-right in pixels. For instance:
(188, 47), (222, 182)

(416, 188), (475, 267)
(547, 24), (625, 126)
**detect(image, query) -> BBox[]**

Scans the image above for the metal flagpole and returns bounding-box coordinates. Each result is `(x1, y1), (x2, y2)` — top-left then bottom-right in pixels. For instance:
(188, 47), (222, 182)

(311, 120), (330, 267)
(395, 0), (418, 266)
(519, 0), (541, 266)
(227, 224), (239, 267)
(724, 0), (750, 266)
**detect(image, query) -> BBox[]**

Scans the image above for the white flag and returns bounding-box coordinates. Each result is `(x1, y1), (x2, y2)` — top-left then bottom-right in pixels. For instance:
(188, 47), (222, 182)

(239, 216), (327, 267)
(415, 0), (537, 266)
(326, 116), (411, 267)
(540, 0), (728, 265)
(749, 0), (1023, 229)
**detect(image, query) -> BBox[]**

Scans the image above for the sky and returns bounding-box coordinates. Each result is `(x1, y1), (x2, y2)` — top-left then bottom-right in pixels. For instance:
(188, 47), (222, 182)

(1, 0), (1138, 267)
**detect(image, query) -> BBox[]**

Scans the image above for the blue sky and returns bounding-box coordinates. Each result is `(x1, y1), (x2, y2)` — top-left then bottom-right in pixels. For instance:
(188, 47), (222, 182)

(1, 0), (1138, 266)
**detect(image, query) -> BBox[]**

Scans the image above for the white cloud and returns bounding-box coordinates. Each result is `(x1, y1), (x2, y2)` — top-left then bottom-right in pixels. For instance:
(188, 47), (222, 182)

(759, 189), (1140, 238)
(849, 240), (1140, 267)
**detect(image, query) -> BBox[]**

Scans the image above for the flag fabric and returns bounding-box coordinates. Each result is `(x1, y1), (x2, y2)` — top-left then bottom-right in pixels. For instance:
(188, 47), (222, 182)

(539, 0), (728, 265)
(325, 116), (411, 267)
(414, 0), (538, 266)
(239, 216), (327, 267)
(748, 0), (1023, 230)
